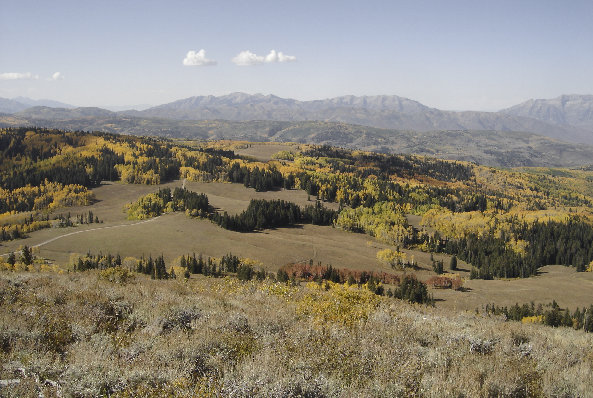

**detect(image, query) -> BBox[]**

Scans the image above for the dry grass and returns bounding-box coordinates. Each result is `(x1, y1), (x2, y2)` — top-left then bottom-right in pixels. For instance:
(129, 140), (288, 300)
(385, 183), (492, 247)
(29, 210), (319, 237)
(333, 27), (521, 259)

(0, 271), (591, 397)
(232, 143), (299, 162)
(437, 265), (593, 312)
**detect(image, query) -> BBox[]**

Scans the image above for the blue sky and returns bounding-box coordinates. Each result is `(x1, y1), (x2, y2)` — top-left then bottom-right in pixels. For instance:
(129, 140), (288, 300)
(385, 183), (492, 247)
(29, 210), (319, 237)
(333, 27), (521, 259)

(1, 0), (592, 110)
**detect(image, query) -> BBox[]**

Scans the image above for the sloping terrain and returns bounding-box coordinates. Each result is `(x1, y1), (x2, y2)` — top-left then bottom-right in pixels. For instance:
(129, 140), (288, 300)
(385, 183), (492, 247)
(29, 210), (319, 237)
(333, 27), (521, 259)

(4, 92), (593, 144)
(501, 94), (593, 131)
(1, 114), (592, 167)
(0, 270), (591, 396)
(125, 93), (592, 143)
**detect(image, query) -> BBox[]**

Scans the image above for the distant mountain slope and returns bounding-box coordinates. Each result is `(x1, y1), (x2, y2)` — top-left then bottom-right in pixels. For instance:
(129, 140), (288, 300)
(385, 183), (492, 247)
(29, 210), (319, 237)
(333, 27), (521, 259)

(0, 97), (75, 114)
(2, 113), (593, 168)
(125, 93), (592, 144)
(12, 96), (75, 109)
(129, 93), (433, 119)
(15, 106), (116, 120)
(0, 98), (29, 114)
(5, 93), (593, 143)
(500, 94), (593, 131)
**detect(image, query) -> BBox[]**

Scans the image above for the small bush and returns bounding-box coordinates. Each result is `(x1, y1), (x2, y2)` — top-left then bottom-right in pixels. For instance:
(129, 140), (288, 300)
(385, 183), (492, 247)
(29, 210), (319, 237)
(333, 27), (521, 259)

(99, 266), (135, 284)
(469, 338), (496, 355)
(426, 275), (463, 290)
(160, 308), (201, 333)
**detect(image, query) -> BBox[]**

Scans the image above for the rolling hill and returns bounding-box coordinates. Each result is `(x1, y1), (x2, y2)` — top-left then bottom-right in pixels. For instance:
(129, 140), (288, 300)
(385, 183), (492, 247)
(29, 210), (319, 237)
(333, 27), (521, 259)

(0, 97), (74, 114)
(3, 93), (593, 167)
(1, 110), (593, 168)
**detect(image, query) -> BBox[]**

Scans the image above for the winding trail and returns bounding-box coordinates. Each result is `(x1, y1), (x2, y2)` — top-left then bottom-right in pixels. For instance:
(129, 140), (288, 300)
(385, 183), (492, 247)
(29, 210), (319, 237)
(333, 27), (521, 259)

(0, 216), (162, 257)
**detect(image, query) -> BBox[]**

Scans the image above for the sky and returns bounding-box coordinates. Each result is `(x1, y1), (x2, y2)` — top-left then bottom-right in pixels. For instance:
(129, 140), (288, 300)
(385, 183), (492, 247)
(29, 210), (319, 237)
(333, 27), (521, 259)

(1, 0), (593, 111)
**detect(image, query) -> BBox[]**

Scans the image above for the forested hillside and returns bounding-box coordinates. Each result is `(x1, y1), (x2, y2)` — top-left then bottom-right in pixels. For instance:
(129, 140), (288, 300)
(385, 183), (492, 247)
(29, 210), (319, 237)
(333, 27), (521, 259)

(3, 128), (593, 395)
(3, 127), (593, 281)
(3, 116), (593, 168)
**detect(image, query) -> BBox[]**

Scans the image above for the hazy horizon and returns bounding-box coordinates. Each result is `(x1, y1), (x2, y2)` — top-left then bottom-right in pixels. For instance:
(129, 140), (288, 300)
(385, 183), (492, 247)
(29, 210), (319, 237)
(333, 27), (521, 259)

(2, 0), (593, 111)
(5, 91), (593, 114)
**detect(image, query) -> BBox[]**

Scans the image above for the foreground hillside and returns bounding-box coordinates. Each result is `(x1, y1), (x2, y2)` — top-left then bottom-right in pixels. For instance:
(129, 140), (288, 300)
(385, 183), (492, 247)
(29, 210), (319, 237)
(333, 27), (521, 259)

(1, 270), (592, 397)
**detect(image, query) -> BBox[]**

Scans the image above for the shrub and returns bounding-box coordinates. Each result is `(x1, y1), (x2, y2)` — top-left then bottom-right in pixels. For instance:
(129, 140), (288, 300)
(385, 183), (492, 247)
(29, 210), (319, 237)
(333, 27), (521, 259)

(394, 275), (432, 304)
(160, 308), (201, 333)
(426, 275), (463, 290)
(99, 266), (135, 284)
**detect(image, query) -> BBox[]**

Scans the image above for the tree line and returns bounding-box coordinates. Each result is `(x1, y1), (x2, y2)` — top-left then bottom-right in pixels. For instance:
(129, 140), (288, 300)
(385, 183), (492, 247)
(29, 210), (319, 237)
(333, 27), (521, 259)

(210, 199), (337, 232)
(426, 217), (593, 278)
(483, 301), (593, 332)
(127, 187), (209, 219)
(227, 163), (285, 192)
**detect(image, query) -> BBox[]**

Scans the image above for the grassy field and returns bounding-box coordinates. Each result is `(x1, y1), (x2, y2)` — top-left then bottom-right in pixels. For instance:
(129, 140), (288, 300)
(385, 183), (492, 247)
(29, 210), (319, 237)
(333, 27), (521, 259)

(1, 180), (592, 313)
(438, 265), (593, 311)
(232, 142), (298, 162)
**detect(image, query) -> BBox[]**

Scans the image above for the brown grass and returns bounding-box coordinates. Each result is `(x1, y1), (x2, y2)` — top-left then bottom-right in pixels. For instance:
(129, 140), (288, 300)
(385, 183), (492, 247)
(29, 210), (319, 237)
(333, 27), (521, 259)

(232, 143), (299, 162)
(0, 271), (591, 397)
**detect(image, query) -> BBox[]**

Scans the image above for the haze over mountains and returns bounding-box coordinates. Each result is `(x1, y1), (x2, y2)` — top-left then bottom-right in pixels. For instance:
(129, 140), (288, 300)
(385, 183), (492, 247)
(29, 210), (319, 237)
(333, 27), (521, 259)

(2, 93), (593, 168)
(115, 93), (592, 144)
(0, 97), (74, 114)
(0, 97), (150, 114)
(500, 94), (593, 131)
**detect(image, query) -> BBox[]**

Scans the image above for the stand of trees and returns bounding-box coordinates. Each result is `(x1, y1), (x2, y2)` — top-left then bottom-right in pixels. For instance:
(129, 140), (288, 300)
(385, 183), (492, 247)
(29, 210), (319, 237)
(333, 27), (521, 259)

(387, 275), (433, 305)
(301, 145), (474, 183)
(279, 262), (401, 286)
(483, 301), (593, 332)
(427, 217), (593, 278)
(210, 199), (337, 232)
(227, 163), (284, 191)
(127, 188), (209, 219)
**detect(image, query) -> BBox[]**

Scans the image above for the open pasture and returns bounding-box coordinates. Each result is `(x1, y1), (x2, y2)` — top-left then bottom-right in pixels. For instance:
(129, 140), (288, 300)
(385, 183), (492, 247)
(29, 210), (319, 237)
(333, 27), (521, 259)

(232, 142), (298, 161)
(1, 180), (592, 312)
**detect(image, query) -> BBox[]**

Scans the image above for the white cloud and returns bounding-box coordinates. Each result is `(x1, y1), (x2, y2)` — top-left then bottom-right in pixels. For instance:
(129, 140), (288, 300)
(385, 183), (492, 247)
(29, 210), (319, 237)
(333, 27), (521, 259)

(232, 49), (297, 66)
(50, 72), (64, 81)
(232, 50), (265, 66)
(183, 49), (217, 66)
(277, 52), (297, 63)
(266, 50), (297, 63)
(0, 72), (39, 80)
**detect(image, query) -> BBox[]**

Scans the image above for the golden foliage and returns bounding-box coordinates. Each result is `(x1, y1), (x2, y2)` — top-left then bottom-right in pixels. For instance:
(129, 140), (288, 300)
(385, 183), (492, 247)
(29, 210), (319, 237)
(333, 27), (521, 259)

(297, 281), (380, 327)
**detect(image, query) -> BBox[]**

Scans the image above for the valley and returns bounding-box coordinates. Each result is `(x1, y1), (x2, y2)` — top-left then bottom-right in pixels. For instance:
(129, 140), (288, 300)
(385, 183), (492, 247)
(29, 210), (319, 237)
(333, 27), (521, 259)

(2, 129), (593, 396)
(1, 137), (592, 313)
(5, 2), (593, 395)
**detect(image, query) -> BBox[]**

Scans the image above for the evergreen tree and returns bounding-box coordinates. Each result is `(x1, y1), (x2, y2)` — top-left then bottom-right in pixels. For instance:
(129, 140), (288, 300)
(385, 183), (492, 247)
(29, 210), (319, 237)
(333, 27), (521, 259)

(146, 256), (154, 277)
(561, 310), (573, 328)
(20, 245), (33, 265)
(450, 255), (458, 271)
(544, 307), (562, 327)
(584, 306), (593, 333)
(433, 260), (444, 275)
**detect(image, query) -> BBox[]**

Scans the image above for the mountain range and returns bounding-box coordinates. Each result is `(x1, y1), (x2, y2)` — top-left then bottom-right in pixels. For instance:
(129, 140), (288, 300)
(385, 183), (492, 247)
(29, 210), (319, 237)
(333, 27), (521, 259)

(117, 93), (593, 144)
(0, 97), (74, 114)
(500, 94), (593, 130)
(0, 97), (150, 114)
(2, 93), (593, 167)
